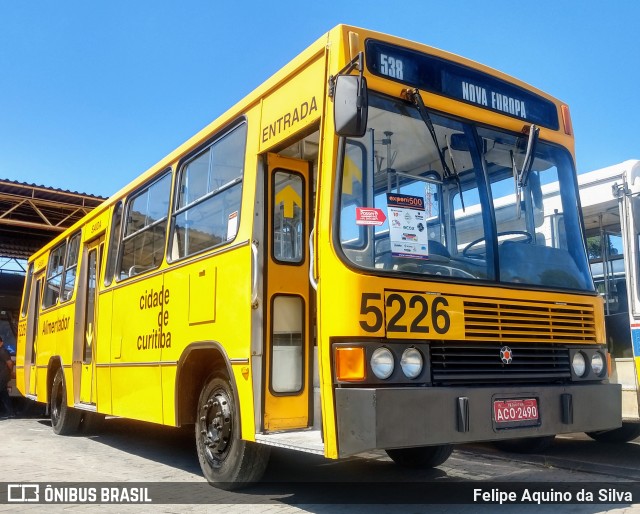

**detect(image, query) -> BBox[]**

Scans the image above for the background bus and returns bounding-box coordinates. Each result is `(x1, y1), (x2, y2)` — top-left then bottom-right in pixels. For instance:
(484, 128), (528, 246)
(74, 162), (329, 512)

(467, 159), (640, 444)
(16, 25), (620, 488)
(577, 159), (640, 442)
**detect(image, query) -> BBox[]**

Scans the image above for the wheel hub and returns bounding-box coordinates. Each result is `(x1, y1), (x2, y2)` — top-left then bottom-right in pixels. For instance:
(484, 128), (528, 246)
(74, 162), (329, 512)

(200, 391), (232, 461)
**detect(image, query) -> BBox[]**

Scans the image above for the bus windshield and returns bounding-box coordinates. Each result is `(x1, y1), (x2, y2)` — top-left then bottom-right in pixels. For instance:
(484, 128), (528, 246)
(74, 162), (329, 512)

(337, 93), (593, 292)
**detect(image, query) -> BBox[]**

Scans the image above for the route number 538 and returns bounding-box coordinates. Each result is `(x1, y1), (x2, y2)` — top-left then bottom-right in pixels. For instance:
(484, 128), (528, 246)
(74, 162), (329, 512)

(359, 291), (464, 339)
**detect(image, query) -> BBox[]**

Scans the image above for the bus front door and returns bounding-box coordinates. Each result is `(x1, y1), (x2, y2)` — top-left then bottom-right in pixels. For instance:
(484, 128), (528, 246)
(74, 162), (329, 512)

(263, 153), (311, 431)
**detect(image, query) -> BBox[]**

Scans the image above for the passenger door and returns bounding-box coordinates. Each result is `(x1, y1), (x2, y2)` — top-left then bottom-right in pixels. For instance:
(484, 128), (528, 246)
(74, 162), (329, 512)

(25, 274), (43, 397)
(263, 153), (311, 431)
(79, 237), (103, 405)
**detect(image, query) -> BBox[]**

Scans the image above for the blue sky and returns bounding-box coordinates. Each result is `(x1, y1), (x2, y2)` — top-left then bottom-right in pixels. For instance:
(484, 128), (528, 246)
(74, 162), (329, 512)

(1, 1), (638, 198)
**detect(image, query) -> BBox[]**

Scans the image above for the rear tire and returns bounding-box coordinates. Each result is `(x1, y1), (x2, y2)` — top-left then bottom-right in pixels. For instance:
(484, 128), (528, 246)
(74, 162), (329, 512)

(586, 422), (640, 443)
(493, 435), (555, 453)
(50, 368), (82, 435)
(195, 373), (270, 489)
(385, 444), (453, 468)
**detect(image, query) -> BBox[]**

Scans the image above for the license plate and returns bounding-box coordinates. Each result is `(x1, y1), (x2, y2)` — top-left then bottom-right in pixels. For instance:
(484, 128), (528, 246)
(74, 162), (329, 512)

(493, 398), (539, 424)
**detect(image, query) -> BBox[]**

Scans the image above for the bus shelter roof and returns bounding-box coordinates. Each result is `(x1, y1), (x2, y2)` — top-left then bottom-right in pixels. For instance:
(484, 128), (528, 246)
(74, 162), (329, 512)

(0, 179), (105, 259)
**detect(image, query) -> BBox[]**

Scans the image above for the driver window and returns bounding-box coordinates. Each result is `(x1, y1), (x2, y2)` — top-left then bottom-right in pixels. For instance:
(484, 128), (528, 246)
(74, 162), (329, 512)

(339, 141), (367, 248)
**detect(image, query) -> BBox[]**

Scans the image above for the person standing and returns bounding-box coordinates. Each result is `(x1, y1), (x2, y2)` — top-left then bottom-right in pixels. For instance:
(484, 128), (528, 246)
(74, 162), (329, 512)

(0, 336), (15, 419)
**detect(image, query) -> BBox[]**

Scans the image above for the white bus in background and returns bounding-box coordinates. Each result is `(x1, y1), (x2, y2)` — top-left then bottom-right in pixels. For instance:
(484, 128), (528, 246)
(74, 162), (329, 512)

(577, 159), (640, 442)
(461, 159), (640, 444)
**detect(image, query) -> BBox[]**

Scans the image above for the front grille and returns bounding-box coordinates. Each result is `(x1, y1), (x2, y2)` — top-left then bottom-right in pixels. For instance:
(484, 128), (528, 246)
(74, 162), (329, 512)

(463, 299), (597, 343)
(430, 342), (571, 384)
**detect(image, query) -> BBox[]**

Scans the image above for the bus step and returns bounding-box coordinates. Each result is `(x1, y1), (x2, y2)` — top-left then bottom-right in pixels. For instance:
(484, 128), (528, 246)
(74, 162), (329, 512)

(255, 429), (324, 455)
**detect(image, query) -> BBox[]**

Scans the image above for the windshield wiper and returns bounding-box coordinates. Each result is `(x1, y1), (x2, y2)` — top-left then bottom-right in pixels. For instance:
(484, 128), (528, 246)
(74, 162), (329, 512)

(403, 88), (465, 210)
(510, 149), (524, 220)
(516, 124), (539, 188)
(511, 124), (539, 219)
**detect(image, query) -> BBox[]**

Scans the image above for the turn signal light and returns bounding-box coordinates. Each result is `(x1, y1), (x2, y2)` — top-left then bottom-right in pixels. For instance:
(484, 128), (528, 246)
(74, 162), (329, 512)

(561, 105), (573, 136)
(335, 347), (365, 381)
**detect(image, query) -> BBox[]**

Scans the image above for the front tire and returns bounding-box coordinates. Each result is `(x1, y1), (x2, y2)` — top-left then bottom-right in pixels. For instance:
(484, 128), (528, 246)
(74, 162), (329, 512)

(586, 422), (640, 443)
(50, 368), (82, 435)
(385, 444), (453, 468)
(195, 373), (270, 490)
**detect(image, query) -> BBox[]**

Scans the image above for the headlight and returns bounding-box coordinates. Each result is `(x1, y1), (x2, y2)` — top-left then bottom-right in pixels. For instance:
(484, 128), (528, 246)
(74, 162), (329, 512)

(371, 347), (394, 379)
(591, 352), (605, 376)
(400, 347), (423, 379)
(572, 351), (587, 377)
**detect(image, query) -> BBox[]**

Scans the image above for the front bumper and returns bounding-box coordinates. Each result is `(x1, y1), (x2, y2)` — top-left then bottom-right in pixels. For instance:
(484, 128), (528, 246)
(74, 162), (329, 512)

(335, 383), (621, 457)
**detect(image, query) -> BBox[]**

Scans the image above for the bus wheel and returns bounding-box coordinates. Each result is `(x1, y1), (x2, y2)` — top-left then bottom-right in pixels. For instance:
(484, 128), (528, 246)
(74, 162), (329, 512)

(586, 422), (640, 443)
(493, 435), (555, 453)
(50, 368), (82, 435)
(385, 444), (453, 468)
(195, 373), (270, 489)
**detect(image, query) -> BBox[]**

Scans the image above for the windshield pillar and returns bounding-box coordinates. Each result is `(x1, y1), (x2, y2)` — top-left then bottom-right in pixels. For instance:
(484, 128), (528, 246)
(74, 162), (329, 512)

(464, 124), (498, 281)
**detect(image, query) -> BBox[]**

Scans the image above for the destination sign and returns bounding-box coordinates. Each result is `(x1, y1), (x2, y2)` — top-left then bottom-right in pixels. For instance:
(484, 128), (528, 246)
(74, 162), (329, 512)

(366, 40), (559, 130)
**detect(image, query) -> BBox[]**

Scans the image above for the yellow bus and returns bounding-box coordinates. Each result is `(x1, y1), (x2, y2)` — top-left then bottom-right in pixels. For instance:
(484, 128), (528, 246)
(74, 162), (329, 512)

(16, 25), (621, 487)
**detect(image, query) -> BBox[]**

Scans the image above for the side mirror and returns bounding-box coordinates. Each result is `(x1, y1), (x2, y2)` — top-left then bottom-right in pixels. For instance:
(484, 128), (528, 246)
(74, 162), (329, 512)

(333, 75), (368, 137)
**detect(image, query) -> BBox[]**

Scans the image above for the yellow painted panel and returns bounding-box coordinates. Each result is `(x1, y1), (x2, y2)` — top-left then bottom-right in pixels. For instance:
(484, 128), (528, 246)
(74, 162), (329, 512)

(96, 367), (111, 414)
(36, 366), (49, 401)
(96, 289), (113, 413)
(189, 266), (216, 325)
(259, 56), (325, 151)
(110, 275), (164, 423)
(160, 247), (254, 427)
(80, 363), (93, 403)
(161, 365), (177, 425)
(111, 366), (163, 422)
(83, 211), (110, 241)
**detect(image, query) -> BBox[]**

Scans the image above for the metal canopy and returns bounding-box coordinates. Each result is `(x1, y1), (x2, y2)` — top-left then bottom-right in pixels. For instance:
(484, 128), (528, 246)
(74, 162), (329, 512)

(0, 179), (105, 259)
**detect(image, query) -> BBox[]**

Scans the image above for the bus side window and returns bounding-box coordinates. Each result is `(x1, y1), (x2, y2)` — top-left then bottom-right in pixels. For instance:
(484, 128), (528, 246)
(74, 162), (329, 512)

(118, 171), (172, 279)
(104, 201), (123, 286)
(171, 123), (246, 260)
(20, 263), (33, 317)
(61, 232), (81, 302)
(339, 142), (366, 249)
(43, 241), (68, 308)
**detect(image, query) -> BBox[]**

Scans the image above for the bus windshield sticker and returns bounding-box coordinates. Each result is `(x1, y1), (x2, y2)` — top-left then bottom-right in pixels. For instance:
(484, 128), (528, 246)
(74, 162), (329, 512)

(386, 193), (429, 259)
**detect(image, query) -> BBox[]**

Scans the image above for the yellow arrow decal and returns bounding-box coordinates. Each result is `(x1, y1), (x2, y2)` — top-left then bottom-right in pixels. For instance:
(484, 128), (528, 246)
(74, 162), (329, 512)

(275, 185), (302, 219)
(86, 322), (93, 348)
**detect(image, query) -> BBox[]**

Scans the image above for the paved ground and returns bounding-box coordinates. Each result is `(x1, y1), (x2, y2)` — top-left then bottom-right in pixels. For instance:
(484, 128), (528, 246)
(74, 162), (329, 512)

(0, 413), (639, 513)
